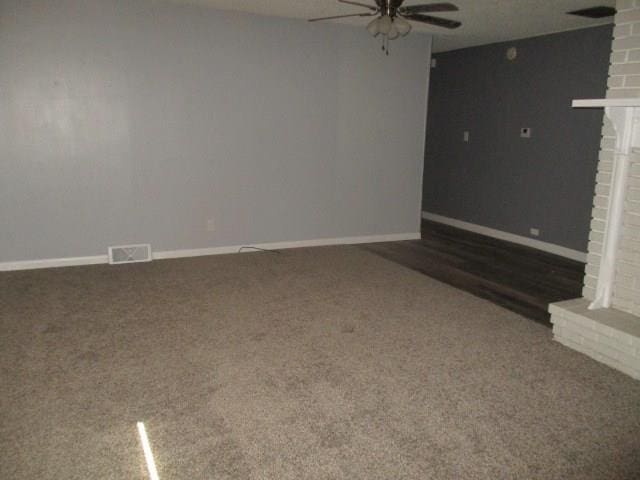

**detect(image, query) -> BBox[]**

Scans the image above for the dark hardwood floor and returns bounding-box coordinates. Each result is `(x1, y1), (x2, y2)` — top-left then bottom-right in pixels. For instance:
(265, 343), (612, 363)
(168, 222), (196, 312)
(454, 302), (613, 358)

(360, 220), (585, 326)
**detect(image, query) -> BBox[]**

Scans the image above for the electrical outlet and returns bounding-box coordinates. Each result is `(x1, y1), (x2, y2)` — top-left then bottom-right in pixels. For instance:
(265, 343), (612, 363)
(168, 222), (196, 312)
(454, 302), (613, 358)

(431, 58), (437, 68)
(530, 228), (540, 237)
(520, 127), (532, 138)
(206, 218), (215, 232)
(463, 131), (470, 142)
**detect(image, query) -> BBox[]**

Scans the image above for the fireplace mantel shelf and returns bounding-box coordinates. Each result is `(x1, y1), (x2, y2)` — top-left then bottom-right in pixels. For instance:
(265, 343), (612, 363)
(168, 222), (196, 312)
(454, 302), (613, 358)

(573, 98), (640, 108)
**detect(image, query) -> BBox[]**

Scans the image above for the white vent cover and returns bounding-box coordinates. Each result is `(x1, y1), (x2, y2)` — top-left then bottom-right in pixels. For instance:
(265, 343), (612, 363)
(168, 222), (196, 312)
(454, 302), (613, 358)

(108, 244), (152, 265)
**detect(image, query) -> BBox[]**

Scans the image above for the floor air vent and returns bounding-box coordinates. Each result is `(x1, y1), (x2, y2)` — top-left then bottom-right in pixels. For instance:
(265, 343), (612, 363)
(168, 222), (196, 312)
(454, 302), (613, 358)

(108, 244), (152, 265)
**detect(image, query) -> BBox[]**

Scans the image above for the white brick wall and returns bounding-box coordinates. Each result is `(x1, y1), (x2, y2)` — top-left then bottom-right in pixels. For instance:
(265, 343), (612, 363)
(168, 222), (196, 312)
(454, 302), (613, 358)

(583, 0), (640, 316)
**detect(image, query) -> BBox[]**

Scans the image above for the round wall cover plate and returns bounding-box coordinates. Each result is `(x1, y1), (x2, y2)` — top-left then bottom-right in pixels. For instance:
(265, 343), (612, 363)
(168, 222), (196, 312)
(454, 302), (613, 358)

(506, 47), (517, 61)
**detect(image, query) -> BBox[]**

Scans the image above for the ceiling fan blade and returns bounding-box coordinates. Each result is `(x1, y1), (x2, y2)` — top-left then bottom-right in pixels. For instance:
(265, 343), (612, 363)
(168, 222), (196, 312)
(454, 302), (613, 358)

(308, 12), (376, 22)
(338, 0), (378, 11)
(402, 13), (461, 29)
(400, 3), (459, 14)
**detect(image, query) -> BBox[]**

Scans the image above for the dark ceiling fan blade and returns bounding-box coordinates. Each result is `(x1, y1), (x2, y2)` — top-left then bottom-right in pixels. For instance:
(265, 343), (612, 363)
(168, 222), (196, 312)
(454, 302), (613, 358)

(309, 12), (376, 22)
(402, 13), (461, 29)
(338, 0), (378, 11)
(400, 3), (459, 14)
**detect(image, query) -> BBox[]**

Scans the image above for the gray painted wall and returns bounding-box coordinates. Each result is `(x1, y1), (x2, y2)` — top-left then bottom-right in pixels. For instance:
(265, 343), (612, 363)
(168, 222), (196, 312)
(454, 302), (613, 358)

(0, 0), (431, 263)
(423, 25), (612, 252)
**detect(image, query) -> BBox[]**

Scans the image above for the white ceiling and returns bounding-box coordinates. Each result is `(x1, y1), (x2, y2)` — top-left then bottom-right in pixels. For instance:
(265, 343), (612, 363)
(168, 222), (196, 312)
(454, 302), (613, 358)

(165, 0), (615, 52)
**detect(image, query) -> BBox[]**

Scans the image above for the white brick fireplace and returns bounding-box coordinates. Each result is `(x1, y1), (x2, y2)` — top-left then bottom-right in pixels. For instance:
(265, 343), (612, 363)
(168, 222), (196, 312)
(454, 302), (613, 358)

(549, 0), (640, 380)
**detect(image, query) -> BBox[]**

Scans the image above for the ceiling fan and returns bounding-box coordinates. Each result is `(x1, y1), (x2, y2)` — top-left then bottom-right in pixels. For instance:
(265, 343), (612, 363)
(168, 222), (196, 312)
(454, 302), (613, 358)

(309, 1), (461, 52)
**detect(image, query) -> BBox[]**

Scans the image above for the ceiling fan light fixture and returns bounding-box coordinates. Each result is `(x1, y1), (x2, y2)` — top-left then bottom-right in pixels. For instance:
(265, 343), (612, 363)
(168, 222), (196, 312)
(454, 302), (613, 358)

(308, 2), (462, 53)
(394, 16), (412, 36)
(367, 17), (381, 36)
(378, 15), (393, 35)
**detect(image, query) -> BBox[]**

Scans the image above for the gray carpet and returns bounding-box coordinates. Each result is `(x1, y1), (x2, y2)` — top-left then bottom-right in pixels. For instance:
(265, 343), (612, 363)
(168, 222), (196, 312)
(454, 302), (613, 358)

(1, 245), (639, 479)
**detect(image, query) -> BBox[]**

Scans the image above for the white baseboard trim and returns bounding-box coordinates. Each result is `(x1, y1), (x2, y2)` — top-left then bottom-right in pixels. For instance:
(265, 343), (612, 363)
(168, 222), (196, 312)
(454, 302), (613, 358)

(422, 211), (587, 263)
(0, 255), (109, 272)
(0, 232), (420, 272)
(153, 233), (420, 260)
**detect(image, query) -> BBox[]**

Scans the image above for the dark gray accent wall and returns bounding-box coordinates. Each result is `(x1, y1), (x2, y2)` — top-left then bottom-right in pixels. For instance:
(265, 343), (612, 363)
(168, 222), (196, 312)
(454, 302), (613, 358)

(423, 25), (613, 252)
